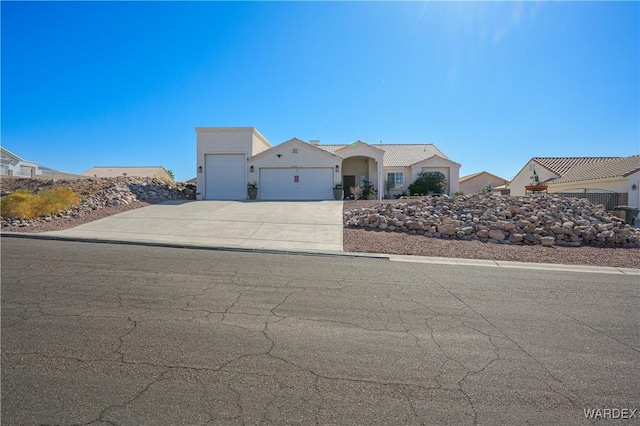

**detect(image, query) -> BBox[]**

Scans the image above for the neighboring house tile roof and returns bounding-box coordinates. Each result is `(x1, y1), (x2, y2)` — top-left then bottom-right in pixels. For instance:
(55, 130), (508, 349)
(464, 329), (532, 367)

(548, 155), (640, 185)
(533, 157), (618, 176)
(317, 144), (448, 167)
(82, 166), (171, 180)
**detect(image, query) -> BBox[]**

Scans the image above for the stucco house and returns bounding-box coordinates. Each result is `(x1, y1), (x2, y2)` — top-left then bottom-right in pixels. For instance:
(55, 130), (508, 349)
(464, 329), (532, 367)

(459, 171), (510, 194)
(82, 166), (174, 182)
(196, 127), (461, 201)
(0, 147), (54, 178)
(507, 156), (640, 208)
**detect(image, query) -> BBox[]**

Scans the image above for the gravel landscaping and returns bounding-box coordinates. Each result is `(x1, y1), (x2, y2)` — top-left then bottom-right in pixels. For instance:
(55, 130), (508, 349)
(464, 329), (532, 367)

(344, 199), (640, 269)
(2, 178), (638, 269)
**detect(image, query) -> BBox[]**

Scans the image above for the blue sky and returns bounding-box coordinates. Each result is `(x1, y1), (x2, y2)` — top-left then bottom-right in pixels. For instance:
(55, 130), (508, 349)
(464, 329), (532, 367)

(2, 1), (638, 182)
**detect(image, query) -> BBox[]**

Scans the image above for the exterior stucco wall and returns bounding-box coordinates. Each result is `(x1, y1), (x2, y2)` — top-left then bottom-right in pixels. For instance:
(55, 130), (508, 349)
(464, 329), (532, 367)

(409, 157), (460, 195)
(153, 169), (174, 182)
(460, 173), (507, 194)
(1, 149), (43, 177)
(342, 157), (370, 185)
(549, 179), (628, 195)
(338, 144), (384, 162)
(508, 160), (559, 196)
(383, 167), (409, 198)
(338, 145), (384, 200)
(626, 171), (640, 209)
(196, 128), (255, 200)
(249, 142), (341, 188)
(251, 131), (272, 156)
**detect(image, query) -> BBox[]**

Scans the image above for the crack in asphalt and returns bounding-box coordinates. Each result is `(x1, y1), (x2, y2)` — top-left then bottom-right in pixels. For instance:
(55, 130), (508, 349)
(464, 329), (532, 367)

(87, 369), (171, 426)
(6, 240), (636, 425)
(505, 284), (640, 355)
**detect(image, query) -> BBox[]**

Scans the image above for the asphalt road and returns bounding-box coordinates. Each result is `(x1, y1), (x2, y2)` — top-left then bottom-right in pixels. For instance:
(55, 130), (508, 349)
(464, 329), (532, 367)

(2, 237), (639, 425)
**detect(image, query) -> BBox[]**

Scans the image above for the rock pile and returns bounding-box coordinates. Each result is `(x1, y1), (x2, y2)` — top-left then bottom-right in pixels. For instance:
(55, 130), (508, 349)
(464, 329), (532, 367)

(1, 177), (196, 227)
(344, 193), (640, 248)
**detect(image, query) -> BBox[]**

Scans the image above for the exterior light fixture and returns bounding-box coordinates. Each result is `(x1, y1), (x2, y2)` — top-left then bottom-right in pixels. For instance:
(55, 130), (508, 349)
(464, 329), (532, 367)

(198, 166), (202, 173)
(250, 165), (254, 173)
(335, 165), (340, 172)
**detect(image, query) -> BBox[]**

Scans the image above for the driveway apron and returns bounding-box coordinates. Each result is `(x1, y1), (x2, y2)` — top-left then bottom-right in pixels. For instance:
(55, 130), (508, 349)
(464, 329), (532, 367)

(41, 200), (344, 252)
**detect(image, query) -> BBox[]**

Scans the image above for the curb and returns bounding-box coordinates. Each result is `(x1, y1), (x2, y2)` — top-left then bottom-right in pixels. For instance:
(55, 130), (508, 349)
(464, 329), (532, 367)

(3, 233), (637, 275)
(0, 232), (389, 260)
(388, 254), (640, 275)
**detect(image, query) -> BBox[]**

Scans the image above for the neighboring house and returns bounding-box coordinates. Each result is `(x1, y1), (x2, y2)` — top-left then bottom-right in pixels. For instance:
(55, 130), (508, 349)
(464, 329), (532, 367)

(82, 166), (174, 182)
(195, 127), (461, 201)
(507, 156), (640, 208)
(0, 147), (53, 178)
(459, 171), (510, 194)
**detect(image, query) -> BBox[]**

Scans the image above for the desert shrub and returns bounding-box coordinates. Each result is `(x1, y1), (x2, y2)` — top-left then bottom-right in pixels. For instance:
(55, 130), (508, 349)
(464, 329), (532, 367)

(350, 186), (363, 201)
(480, 183), (493, 194)
(0, 187), (81, 219)
(362, 180), (376, 200)
(407, 171), (447, 195)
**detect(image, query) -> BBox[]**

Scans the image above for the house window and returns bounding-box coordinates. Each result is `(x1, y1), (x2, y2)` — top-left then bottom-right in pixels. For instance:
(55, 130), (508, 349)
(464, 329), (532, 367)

(0, 164), (9, 176)
(387, 172), (403, 188)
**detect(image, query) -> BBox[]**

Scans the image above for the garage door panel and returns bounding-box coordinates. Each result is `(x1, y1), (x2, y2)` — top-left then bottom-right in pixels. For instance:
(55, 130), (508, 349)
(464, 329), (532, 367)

(205, 154), (245, 200)
(260, 168), (333, 200)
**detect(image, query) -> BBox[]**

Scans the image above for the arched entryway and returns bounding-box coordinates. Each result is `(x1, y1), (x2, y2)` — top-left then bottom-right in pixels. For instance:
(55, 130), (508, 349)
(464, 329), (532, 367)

(336, 142), (384, 200)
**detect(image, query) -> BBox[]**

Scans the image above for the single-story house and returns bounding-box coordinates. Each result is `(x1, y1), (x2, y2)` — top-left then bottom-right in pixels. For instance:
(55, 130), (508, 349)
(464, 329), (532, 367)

(195, 127), (461, 201)
(459, 171), (510, 194)
(82, 166), (174, 182)
(1, 147), (53, 178)
(507, 156), (640, 208)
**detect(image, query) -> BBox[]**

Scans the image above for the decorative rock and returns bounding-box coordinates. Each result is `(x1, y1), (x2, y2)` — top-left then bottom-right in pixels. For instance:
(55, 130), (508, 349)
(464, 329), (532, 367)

(488, 229), (506, 241)
(476, 229), (490, 239)
(509, 233), (524, 243)
(338, 193), (640, 248)
(437, 224), (456, 235)
(540, 236), (555, 247)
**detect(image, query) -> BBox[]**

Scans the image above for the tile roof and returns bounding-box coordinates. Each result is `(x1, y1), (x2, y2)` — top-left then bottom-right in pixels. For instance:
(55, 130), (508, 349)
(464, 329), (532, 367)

(548, 155), (640, 185)
(317, 144), (447, 167)
(533, 157), (618, 175)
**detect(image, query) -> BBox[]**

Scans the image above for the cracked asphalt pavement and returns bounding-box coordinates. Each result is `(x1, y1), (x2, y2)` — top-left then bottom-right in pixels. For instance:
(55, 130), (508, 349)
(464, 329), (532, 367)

(2, 238), (639, 425)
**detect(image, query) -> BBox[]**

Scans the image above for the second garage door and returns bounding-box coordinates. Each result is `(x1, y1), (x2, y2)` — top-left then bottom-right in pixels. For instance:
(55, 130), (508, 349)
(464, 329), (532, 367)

(205, 154), (246, 200)
(260, 168), (334, 200)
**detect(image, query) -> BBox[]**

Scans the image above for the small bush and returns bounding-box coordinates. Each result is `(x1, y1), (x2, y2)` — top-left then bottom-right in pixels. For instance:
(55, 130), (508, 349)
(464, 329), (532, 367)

(362, 180), (376, 200)
(407, 171), (447, 195)
(1, 187), (81, 219)
(350, 186), (363, 201)
(480, 183), (493, 194)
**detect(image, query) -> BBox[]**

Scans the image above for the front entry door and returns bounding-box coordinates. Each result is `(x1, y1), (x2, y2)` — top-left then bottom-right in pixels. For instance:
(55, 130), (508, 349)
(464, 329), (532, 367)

(343, 175), (356, 199)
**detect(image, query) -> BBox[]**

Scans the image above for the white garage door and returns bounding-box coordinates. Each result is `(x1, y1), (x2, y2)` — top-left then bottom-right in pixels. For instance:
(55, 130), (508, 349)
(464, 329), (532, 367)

(205, 154), (246, 200)
(260, 168), (333, 200)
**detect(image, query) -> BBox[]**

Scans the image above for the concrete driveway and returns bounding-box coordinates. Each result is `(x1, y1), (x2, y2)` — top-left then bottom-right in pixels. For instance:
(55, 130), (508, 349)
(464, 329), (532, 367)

(42, 200), (344, 252)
